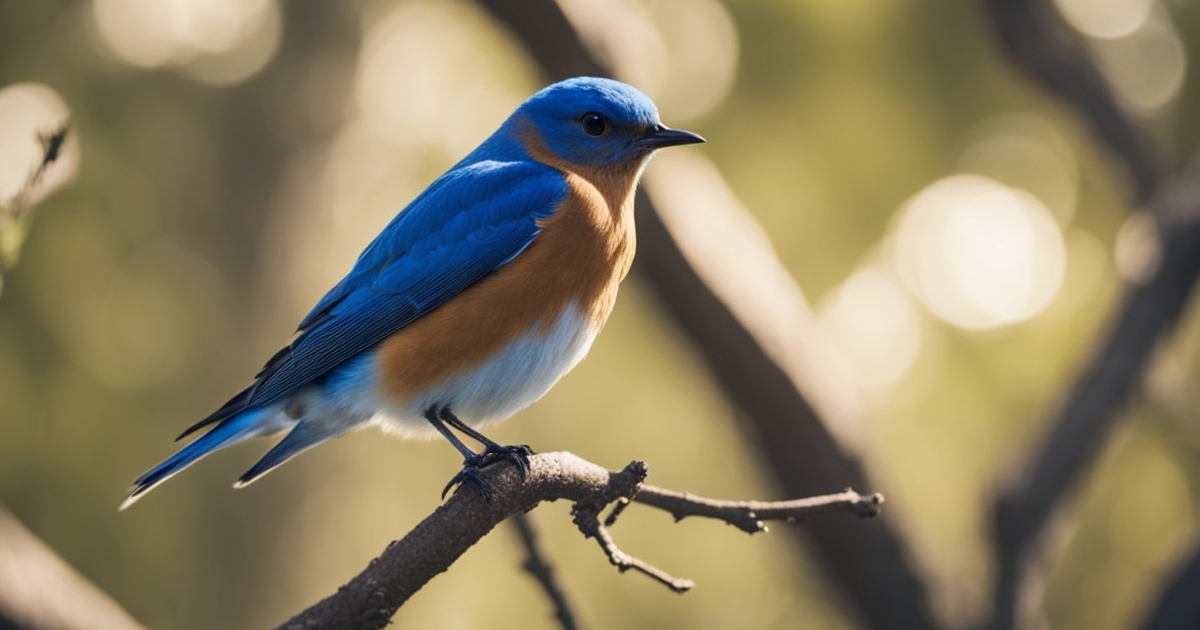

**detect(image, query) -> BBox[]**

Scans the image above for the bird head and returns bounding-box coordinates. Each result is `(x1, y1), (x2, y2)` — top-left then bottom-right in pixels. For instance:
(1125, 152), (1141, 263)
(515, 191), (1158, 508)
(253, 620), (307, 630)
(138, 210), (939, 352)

(513, 77), (704, 169)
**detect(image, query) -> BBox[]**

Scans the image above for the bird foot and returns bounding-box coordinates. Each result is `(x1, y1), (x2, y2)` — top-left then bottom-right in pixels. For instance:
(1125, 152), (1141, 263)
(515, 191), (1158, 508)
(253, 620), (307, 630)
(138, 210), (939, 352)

(441, 444), (535, 500)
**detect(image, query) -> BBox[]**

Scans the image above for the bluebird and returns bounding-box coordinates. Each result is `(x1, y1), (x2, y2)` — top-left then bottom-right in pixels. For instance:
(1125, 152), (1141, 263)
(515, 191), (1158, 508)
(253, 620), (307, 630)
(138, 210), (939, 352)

(122, 77), (704, 509)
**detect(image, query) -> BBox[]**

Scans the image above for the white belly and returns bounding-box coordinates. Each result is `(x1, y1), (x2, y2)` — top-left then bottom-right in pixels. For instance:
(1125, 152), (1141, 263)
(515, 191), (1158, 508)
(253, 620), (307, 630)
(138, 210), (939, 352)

(368, 302), (600, 438)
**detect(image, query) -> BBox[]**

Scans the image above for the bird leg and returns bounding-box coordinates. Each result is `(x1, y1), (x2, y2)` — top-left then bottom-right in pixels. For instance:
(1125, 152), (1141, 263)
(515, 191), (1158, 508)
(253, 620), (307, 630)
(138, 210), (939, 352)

(423, 405), (534, 500)
(439, 406), (533, 474)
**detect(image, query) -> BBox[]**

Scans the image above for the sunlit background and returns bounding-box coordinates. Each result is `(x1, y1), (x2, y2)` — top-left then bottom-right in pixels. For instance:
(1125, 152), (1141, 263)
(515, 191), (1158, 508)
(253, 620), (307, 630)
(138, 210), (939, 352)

(1, 0), (1198, 629)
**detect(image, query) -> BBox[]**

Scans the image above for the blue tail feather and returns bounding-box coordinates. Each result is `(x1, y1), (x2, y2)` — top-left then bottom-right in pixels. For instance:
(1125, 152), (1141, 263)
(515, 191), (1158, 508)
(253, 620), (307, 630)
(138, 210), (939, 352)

(235, 420), (351, 488)
(121, 408), (272, 510)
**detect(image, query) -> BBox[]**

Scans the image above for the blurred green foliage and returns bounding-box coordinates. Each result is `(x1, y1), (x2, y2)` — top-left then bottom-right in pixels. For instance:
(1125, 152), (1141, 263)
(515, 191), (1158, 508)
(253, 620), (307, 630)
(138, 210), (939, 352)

(1, 1), (1199, 629)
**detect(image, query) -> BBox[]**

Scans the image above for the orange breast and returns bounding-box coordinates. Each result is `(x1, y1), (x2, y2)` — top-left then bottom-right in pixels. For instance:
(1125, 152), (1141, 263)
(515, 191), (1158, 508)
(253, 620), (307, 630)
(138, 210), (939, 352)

(376, 126), (643, 402)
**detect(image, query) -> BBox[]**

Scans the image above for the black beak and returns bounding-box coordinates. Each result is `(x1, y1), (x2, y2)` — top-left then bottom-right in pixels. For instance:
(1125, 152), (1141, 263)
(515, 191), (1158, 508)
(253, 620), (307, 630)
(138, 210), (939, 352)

(637, 124), (706, 150)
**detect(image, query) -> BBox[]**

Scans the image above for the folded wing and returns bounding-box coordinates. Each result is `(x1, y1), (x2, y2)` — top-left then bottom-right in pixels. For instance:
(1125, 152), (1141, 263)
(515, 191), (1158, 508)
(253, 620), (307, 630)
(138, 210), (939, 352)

(178, 160), (568, 439)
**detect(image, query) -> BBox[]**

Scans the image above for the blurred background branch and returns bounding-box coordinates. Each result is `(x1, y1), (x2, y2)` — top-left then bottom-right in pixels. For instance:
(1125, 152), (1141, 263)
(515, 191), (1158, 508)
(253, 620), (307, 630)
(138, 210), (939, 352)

(512, 513), (582, 630)
(0, 507), (146, 630)
(981, 0), (1160, 203)
(0, 122), (71, 291)
(1140, 541), (1200, 630)
(982, 0), (1200, 628)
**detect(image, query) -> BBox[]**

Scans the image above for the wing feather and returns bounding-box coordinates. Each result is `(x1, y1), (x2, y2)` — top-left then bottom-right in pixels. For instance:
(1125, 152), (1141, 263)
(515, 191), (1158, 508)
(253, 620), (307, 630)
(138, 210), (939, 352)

(178, 159), (567, 440)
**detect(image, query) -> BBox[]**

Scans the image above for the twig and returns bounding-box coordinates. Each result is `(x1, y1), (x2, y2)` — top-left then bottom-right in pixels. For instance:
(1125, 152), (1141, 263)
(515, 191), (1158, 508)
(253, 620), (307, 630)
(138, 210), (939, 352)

(572, 501), (694, 593)
(273, 452), (882, 630)
(0, 123), (70, 231)
(0, 122), (71, 274)
(634, 486), (884, 534)
(512, 512), (582, 630)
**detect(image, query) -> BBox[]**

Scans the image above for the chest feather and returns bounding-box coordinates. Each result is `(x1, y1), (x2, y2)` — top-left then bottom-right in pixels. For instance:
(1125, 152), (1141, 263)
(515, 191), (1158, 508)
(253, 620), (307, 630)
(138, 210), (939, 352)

(376, 162), (639, 402)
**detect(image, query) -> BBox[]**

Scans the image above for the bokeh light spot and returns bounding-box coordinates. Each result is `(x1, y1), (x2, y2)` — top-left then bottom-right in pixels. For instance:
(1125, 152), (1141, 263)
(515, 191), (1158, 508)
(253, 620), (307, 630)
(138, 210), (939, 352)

(354, 0), (535, 157)
(558, 0), (738, 121)
(181, 0), (282, 87)
(643, 0), (739, 121)
(1053, 0), (1152, 39)
(956, 115), (1078, 225)
(1114, 210), (1161, 283)
(891, 175), (1067, 330)
(91, 0), (279, 86)
(817, 265), (922, 392)
(1088, 8), (1186, 113)
(92, 0), (179, 67)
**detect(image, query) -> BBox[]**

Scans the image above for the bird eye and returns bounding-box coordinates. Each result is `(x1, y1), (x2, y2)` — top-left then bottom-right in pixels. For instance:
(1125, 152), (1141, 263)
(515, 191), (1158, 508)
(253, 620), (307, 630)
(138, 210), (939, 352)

(581, 113), (608, 137)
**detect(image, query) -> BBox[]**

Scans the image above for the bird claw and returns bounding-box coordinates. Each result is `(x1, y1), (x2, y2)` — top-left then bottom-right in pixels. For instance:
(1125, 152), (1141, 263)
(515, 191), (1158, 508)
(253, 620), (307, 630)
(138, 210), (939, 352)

(441, 444), (535, 500)
(479, 443), (533, 478)
(442, 467), (492, 501)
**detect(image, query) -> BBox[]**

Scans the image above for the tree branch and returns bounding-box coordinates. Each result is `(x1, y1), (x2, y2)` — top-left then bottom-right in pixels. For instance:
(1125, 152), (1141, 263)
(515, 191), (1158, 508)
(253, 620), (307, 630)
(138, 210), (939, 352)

(273, 452), (883, 630)
(980, 0), (1159, 203)
(992, 170), (1200, 629)
(572, 499), (695, 593)
(635, 485), (883, 534)
(980, 1), (1200, 628)
(511, 512), (582, 630)
(1138, 541), (1200, 630)
(0, 507), (148, 630)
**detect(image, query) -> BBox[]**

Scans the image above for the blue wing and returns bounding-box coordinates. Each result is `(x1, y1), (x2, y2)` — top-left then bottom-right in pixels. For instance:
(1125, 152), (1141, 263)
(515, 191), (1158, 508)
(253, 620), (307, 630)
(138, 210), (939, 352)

(178, 159), (568, 439)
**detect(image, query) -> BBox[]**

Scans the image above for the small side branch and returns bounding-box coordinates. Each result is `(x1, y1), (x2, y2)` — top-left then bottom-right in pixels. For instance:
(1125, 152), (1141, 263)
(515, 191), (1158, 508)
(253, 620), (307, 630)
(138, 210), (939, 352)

(572, 500), (695, 593)
(274, 452), (883, 630)
(634, 486), (884, 534)
(0, 122), (72, 276)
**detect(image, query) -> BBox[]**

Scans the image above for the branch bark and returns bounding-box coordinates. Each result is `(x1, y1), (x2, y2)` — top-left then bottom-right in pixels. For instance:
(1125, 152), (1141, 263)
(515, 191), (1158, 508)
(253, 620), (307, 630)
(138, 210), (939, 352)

(273, 452), (882, 630)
